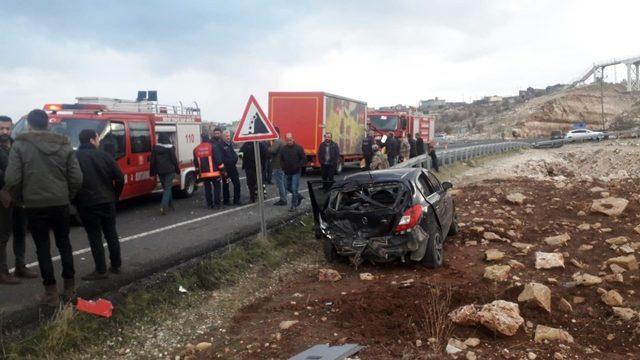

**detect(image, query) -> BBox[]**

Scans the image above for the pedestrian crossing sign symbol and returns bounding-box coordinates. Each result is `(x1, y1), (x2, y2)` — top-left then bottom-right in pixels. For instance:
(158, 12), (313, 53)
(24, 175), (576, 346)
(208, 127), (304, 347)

(233, 95), (278, 142)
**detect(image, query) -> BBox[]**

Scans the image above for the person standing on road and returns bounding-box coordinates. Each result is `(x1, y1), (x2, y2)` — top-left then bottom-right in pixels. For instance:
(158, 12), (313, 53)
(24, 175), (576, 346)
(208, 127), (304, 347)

(400, 133), (410, 162)
(220, 130), (242, 205)
(239, 141), (267, 203)
(279, 133), (306, 211)
(269, 127), (287, 206)
(75, 129), (125, 280)
(415, 133), (425, 156)
(150, 133), (180, 215)
(361, 130), (374, 170)
(385, 132), (399, 166)
(408, 133), (417, 158)
(194, 134), (225, 209)
(318, 132), (340, 189)
(370, 144), (390, 170)
(427, 140), (439, 172)
(262, 141), (273, 185)
(1, 109), (83, 304)
(0, 116), (38, 285)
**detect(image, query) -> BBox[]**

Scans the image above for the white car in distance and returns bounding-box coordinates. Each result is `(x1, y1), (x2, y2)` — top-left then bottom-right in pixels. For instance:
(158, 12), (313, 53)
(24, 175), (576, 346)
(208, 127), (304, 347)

(564, 129), (604, 142)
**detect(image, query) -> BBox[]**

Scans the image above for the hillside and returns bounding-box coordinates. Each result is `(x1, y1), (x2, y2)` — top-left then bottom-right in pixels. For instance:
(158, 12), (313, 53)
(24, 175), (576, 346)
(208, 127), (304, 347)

(435, 83), (640, 138)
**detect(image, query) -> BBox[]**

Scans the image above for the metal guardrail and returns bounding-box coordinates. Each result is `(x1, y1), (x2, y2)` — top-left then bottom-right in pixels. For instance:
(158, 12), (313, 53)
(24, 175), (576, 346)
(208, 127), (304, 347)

(390, 128), (640, 171)
(392, 141), (531, 171)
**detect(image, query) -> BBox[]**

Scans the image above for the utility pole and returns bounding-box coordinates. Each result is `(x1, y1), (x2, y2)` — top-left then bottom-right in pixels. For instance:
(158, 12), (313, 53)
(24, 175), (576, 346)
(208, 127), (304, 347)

(600, 72), (606, 131)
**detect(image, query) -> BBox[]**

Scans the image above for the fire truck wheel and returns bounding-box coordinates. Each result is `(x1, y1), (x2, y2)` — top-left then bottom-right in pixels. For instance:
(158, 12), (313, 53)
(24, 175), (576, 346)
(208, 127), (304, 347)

(178, 172), (197, 198)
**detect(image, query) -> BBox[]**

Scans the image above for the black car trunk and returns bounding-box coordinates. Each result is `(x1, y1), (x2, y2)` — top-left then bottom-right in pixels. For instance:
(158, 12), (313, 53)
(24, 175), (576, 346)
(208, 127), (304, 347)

(324, 182), (411, 239)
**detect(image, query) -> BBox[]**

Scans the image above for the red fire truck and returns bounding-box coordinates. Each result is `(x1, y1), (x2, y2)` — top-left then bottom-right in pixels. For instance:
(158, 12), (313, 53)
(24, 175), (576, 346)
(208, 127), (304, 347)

(367, 107), (435, 142)
(12, 96), (202, 201)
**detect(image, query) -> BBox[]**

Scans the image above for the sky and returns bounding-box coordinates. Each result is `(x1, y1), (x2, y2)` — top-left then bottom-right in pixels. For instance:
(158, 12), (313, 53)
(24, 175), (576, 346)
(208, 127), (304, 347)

(1, 0), (639, 123)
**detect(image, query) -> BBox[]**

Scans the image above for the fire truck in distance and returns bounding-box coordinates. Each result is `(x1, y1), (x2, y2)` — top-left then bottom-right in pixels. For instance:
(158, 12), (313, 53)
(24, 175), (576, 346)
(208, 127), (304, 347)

(12, 94), (202, 201)
(367, 107), (435, 143)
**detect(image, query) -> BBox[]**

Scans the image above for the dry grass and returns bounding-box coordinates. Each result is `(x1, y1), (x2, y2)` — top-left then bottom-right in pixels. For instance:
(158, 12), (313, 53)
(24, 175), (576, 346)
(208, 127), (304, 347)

(420, 286), (454, 353)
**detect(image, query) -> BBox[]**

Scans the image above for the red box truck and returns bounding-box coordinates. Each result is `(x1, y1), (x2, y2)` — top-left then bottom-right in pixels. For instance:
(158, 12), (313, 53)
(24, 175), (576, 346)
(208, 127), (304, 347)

(269, 92), (367, 173)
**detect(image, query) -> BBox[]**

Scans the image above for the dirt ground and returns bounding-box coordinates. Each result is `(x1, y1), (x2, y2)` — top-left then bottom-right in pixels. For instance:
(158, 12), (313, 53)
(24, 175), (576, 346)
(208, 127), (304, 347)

(176, 141), (640, 359)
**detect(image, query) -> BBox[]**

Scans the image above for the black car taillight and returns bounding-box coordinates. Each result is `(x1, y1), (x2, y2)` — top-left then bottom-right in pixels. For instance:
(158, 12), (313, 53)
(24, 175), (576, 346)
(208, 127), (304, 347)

(395, 204), (423, 233)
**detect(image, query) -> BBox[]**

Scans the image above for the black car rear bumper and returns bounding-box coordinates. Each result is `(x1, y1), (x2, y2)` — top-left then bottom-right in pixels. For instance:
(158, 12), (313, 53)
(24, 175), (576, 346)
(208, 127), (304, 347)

(328, 226), (428, 262)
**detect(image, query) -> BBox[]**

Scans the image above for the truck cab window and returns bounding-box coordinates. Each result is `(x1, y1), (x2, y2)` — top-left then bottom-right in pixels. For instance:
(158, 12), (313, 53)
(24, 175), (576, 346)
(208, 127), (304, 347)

(100, 121), (126, 159)
(129, 121), (151, 153)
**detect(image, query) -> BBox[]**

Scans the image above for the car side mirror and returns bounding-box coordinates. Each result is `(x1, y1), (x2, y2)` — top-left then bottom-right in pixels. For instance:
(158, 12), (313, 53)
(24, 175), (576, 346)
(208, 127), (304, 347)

(442, 181), (453, 191)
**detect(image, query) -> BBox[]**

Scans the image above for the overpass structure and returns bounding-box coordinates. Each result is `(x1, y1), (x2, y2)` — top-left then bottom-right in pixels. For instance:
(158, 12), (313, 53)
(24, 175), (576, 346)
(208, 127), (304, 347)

(571, 56), (640, 92)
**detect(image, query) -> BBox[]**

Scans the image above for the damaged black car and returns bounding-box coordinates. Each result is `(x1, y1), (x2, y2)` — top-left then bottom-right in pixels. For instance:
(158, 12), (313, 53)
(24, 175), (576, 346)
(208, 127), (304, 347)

(308, 168), (459, 268)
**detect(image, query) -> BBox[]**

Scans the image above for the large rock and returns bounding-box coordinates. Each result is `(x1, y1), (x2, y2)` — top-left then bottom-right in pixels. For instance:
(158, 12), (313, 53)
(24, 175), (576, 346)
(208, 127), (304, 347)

(591, 197), (629, 217)
(506, 193), (526, 205)
(572, 273), (603, 286)
(544, 233), (571, 246)
(517, 282), (551, 312)
(535, 252), (565, 269)
(635, 224), (640, 235)
(558, 298), (573, 313)
(318, 268), (342, 282)
(449, 300), (524, 336)
(605, 236), (629, 245)
(485, 249), (505, 261)
(604, 273), (624, 283)
(612, 307), (637, 321)
(601, 290), (624, 306)
(448, 304), (478, 326)
(279, 320), (299, 330)
(604, 255), (639, 271)
(195, 342), (213, 352)
(483, 232), (502, 241)
(476, 300), (524, 336)
(512, 242), (535, 253)
(534, 325), (574, 343)
(446, 338), (467, 354)
(484, 265), (511, 282)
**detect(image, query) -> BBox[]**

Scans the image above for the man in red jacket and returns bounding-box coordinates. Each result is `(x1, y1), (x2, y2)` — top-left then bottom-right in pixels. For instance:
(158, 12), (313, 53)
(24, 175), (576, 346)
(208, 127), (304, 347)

(193, 134), (226, 209)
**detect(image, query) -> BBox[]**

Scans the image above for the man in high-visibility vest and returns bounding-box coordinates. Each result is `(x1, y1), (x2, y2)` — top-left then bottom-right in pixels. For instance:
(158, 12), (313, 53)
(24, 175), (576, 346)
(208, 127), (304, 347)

(193, 134), (226, 209)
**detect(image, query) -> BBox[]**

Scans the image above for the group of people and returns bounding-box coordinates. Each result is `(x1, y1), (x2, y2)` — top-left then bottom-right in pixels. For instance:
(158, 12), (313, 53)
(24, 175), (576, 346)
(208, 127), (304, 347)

(361, 131), (439, 172)
(0, 110), (124, 305)
(184, 127), (307, 212)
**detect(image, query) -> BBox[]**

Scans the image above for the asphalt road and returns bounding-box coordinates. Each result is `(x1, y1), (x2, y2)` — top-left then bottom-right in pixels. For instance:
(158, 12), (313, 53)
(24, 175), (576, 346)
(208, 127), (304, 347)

(0, 164), (364, 326)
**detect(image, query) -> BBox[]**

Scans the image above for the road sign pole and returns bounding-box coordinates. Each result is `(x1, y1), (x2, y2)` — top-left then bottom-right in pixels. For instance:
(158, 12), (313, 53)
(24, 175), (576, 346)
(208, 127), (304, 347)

(253, 141), (267, 239)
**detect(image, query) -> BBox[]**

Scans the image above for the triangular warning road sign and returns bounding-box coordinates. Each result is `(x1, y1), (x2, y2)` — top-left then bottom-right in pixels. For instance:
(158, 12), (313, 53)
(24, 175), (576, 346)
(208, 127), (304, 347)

(233, 95), (278, 142)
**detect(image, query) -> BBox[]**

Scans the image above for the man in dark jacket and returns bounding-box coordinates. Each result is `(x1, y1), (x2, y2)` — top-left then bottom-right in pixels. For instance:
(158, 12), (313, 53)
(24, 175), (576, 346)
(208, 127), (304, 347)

(408, 133), (417, 158)
(318, 132), (341, 188)
(75, 129), (125, 280)
(0, 116), (37, 285)
(279, 133), (306, 211)
(269, 127), (287, 206)
(415, 133), (425, 156)
(1, 109), (83, 304)
(240, 141), (267, 203)
(220, 130), (241, 205)
(361, 131), (374, 170)
(385, 132), (399, 166)
(150, 133), (180, 215)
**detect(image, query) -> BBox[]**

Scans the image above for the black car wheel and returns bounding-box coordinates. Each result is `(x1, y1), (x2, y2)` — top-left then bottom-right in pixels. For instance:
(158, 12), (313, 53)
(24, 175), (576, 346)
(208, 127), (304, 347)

(421, 226), (444, 268)
(448, 213), (460, 236)
(323, 238), (340, 263)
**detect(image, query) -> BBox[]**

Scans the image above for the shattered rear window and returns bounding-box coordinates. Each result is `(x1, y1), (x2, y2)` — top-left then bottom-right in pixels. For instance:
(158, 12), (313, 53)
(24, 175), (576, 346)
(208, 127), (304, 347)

(329, 182), (408, 212)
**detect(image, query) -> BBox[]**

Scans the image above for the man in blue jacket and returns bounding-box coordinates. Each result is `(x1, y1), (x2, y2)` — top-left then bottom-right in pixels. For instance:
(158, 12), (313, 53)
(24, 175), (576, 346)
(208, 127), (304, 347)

(220, 130), (242, 205)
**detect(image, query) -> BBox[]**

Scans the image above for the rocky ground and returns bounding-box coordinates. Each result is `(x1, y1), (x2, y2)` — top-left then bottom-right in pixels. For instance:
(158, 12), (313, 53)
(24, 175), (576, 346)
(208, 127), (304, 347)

(172, 140), (640, 360)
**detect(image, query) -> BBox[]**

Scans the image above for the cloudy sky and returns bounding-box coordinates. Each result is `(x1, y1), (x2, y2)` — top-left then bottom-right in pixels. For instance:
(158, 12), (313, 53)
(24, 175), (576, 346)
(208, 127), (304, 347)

(1, 0), (638, 123)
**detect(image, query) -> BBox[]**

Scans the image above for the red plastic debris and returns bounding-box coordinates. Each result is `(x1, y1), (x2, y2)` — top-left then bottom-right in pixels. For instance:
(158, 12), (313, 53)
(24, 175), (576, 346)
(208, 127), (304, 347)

(76, 298), (114, 318)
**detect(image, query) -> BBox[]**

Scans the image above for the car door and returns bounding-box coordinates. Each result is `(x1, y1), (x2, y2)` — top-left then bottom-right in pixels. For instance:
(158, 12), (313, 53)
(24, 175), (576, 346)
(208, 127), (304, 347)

(415, 171), (445, 230)
(424, 170), (453, 233)
(307, 180), (333, 238)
